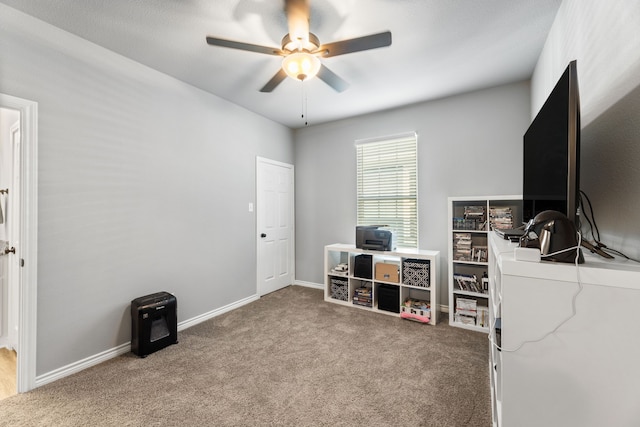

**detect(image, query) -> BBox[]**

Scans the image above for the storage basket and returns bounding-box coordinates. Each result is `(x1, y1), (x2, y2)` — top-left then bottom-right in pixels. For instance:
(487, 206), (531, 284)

(400, 304), (431, 323)
(330, 278), (349, 301)
(402, 259), (430, 287)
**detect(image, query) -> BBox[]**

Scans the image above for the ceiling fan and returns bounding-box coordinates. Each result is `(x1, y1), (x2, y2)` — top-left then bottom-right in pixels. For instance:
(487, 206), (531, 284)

(205, 0), (392, 93)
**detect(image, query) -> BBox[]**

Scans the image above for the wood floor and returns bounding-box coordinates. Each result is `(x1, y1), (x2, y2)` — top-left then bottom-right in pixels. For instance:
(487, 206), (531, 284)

(0, 347), (17, 400)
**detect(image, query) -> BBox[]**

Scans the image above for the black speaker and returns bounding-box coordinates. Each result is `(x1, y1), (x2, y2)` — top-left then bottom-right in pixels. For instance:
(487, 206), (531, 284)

(131, 292), (178, 358)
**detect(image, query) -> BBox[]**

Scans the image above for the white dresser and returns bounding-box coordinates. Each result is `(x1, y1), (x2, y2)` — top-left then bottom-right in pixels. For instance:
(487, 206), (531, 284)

(488, 232), (640, 427)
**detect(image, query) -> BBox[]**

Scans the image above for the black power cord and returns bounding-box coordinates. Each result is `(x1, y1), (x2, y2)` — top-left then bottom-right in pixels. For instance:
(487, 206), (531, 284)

(579, 190), (640, 263)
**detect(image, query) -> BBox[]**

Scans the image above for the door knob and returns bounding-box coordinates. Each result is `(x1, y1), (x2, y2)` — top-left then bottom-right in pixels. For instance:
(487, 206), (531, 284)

(260, 233), (267, 238)
(4, 247), (15, 254)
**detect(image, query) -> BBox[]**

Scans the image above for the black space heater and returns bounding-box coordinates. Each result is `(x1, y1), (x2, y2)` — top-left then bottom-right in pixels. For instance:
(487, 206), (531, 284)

(131, 291), (178, 358)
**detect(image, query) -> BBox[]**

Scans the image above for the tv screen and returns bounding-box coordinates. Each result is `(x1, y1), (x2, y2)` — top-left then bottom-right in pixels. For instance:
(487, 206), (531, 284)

(523, 60), (580, 226)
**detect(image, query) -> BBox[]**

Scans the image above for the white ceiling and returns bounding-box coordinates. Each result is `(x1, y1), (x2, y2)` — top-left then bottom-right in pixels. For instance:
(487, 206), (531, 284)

(1, 0), (562, 129)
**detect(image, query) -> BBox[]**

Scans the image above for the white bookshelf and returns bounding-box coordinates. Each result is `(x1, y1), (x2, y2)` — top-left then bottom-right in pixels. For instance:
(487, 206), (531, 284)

(447, 195), (522, 332)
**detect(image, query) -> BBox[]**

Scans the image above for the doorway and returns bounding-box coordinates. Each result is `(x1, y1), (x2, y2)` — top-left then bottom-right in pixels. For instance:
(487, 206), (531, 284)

(0, 108), (20, 399)
(256, 157), (294, 296)
(0, 93), (38, 394)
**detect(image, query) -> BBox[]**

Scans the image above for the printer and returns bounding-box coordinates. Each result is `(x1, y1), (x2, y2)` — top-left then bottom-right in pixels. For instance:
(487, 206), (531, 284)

(356, 226), (395, 251)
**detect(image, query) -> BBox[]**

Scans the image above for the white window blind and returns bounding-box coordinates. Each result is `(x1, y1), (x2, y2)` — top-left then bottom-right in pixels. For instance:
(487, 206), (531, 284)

(356, 133), (418, 249)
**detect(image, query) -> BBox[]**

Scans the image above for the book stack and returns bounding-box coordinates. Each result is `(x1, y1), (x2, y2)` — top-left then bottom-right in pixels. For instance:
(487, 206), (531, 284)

(454, 297), (489, 327)
(476, 306), (489, 328)
(454, 273), (480, 293)
(352, 287), (372, 307)
(454, 272), (489, 294)
(454, 297), (477, 325)
(453, 233), (472, 261)
(464, 205), (486, 230)
(471, 245), (488, 263)
(489, 207), (514, 230)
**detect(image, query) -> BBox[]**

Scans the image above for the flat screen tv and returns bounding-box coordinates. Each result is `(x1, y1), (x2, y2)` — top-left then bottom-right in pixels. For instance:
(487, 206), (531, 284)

(523, 60), (580, 227)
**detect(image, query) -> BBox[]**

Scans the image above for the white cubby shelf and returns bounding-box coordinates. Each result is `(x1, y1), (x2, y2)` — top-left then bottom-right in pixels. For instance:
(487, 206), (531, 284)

(324, 244), (440, 325)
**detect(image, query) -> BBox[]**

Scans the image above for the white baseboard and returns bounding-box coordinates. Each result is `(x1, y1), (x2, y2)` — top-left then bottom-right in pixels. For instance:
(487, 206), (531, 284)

(35, 342), (131, 388)
(35, 293), (259, 389)
(177, 293), (259, 331)
(293, 280), (323, 290)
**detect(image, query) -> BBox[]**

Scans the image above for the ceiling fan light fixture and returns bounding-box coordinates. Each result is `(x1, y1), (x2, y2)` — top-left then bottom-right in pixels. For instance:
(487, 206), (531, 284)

(281, 33), (320, 53)
(282, 52), (321, 81)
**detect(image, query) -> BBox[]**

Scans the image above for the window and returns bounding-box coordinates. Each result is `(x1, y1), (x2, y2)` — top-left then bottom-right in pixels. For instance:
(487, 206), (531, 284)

(356, 132), (418, 249)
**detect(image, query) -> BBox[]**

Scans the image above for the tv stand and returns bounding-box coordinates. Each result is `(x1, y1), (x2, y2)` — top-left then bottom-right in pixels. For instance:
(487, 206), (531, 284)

(488, 232), (640, 426)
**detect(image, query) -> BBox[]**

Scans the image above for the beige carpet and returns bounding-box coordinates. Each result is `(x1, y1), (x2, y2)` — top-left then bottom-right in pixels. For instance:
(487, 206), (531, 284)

(0, 286), (491, 426)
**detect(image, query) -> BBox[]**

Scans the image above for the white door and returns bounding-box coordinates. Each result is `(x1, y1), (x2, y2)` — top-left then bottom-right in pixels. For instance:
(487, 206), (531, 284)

(7, 121), (21, 351)
(0, 94), (38, 393)
(256, 157), (294, 296)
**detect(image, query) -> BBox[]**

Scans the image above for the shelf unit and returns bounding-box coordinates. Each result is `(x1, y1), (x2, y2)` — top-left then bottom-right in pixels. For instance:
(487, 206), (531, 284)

(447, 195), (522, 332)
(324, 244), (440, 325)
(488, 231), (640, 427)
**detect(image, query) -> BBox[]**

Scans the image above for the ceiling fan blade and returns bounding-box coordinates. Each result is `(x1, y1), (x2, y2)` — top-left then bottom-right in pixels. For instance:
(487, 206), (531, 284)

(206, 36), (283, 56)
(317, 64), (349, 92)
(318, 31), (392, 58)
(285, 0), (310, 44)
(260, 69), (288, 92)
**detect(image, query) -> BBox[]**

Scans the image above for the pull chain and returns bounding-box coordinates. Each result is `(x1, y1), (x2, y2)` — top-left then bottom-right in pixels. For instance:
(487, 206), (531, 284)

(300, 81), (309, 126)
(304, 90), (308, 126)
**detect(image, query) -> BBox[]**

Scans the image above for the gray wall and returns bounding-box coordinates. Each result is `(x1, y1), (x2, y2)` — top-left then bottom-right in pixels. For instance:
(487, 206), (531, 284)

(294, 81), (531, 307)
(532, 0), (640, 260)
(7, 0), (637, 381)
(0, 5), (294, 376)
